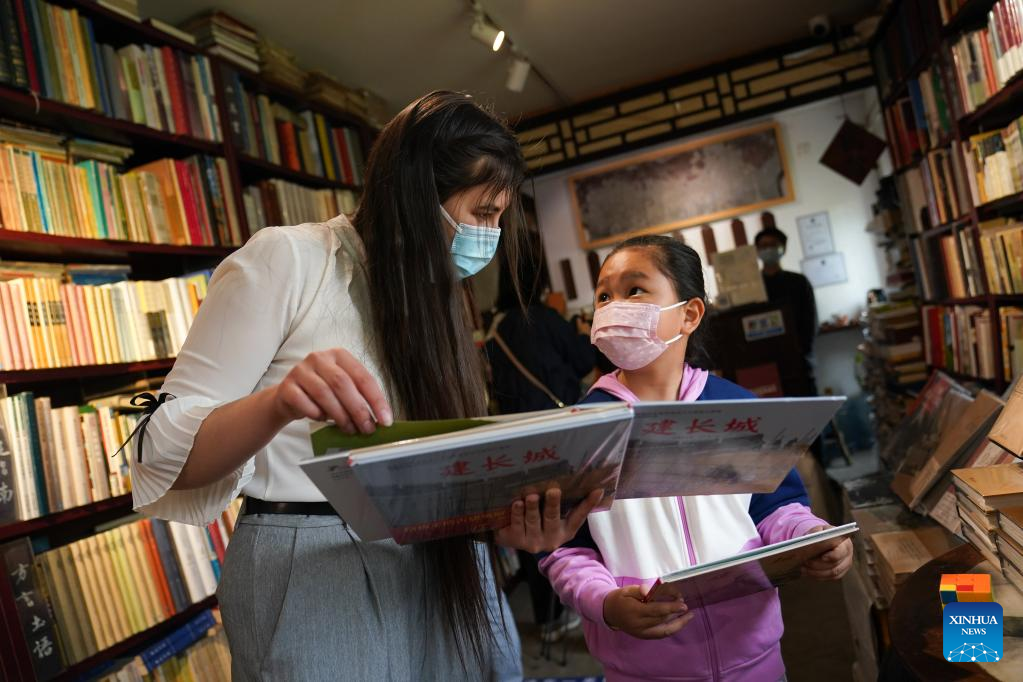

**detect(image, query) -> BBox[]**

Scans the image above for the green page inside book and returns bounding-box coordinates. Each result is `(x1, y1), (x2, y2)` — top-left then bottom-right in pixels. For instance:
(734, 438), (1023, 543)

(310, 418), (493, 456)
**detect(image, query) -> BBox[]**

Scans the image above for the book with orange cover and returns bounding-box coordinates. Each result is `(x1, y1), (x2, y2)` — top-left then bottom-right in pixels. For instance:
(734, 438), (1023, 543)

(138, 520), (176, 619)
(132, 159), (188, 244)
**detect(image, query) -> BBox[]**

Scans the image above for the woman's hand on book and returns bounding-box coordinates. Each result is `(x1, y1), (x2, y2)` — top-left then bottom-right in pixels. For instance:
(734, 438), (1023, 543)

(801, 524), (853, 580)
(602, 586), (694, 639)
(494, 488), (603, 553)
(272, 349), (393, 435)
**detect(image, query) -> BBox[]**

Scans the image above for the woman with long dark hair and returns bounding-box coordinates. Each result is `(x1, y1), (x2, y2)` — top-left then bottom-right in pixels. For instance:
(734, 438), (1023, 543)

(130, 91), (601, 680)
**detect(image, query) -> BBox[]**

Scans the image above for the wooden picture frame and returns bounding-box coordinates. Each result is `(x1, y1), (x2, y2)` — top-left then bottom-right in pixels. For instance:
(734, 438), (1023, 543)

(569, 122), (795, 249)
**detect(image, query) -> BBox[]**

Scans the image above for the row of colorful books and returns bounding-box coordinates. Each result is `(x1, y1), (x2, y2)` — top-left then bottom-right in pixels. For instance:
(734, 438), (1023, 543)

(99, 610), (231, 682)
(950, 1), (1023, 115)
(242, 179), (356, 232)
(922, 303), (1023, 381)
(963, 120), (1023, 206)
(1, 0), (221, 141)
(0, 263), (211, 371)
(0, 391), (139, 522)
(33, 507), (239, 665)
(0, 140), (243, 246)
(223, 70), (366, 186)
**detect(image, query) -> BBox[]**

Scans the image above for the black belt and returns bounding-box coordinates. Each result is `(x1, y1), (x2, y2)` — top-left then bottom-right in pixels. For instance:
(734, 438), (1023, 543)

(241, 496), (338, 517)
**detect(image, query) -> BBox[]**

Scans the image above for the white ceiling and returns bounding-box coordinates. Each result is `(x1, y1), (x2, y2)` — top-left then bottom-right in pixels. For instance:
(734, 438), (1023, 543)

(140, 0), (880, 121)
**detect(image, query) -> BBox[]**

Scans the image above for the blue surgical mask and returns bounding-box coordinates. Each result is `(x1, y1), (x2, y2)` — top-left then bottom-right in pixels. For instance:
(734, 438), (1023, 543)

(441, 206), (501, 279)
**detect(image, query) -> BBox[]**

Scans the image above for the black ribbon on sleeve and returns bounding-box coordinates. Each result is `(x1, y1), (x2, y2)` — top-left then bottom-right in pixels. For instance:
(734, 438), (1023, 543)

(111, 392), (175, 463)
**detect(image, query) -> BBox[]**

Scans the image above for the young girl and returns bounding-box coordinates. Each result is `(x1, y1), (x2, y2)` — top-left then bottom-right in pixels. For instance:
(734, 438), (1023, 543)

(130, 91), (601, 681)
(541, 235), (853, 682)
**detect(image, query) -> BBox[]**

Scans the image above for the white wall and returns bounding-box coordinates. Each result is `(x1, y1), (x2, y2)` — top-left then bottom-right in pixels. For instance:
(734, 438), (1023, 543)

(534, 89), (888, 324)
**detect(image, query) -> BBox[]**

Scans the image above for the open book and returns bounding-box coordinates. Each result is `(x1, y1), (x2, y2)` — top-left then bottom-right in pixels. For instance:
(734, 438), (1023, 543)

(643, 523), (858, 606)
(301, 404), (634, 543)
(299, 396), (844, 543)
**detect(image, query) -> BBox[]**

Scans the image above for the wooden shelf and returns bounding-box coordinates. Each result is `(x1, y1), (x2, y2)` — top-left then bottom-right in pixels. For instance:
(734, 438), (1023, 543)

(0, 359), (174, 385)
(55, 596), (218, 682)
(959, 72), (1023, 136)
(941, 0), (998, 37)
(237, 153), (361, 191)
(928, 365), (997, 386)
(0, 495), (132, 544)
(66, 0), (204, 54)
(919, 216), (970, 239)
(922, 293), (1023, 306)
(975, 191), (1023, 220)
(0, 83), (223, 159)
(0, 229), (237, 261)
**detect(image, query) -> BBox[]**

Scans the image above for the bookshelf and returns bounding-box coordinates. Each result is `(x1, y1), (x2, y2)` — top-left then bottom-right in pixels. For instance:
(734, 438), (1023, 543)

(871, 0), (1023, 394)
(0, 0), (376, 679)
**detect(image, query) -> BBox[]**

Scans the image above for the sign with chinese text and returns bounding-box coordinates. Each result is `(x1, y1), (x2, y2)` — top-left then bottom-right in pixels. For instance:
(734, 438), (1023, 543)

(2, 538), (64, 680)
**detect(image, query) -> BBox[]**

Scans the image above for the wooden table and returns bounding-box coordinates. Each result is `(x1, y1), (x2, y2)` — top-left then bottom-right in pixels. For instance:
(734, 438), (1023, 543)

(889, 544), (1023, 680)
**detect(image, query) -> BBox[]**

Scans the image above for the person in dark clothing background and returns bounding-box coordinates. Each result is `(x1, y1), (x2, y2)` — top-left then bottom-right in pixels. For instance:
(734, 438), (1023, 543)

(484, 230), (594, 641)
(486, 232), (595, 414)
(754, 214), (818, 393)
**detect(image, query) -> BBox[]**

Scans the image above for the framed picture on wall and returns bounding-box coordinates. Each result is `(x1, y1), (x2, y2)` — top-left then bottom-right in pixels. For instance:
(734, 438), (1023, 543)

(569, 122), (795, 249)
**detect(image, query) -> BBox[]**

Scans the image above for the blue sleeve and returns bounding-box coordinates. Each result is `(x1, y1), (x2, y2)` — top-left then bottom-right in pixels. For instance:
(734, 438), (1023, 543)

(578, 388), (621, 405)
(748, 467), (811, 525)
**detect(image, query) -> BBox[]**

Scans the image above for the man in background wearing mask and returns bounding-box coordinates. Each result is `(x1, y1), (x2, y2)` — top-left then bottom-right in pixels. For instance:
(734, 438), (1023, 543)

(754, 214), (818, 396)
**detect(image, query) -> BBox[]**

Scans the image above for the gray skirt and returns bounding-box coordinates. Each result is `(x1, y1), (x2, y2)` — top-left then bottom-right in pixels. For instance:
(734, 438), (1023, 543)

(217, 512), (519, 681)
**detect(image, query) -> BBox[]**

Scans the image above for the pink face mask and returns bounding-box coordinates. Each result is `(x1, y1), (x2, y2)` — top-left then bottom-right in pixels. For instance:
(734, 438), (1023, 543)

(590, 300), (688, 370)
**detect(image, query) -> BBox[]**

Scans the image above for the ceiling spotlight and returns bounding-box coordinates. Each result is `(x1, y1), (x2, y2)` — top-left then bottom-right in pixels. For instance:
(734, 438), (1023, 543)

(506, 56), (531, 92)
(471, 15), (505, 51)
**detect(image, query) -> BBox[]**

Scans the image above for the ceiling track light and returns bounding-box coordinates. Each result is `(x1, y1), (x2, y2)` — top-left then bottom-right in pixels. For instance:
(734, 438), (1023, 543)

(506, 55), (531, 92)
(471, 14), (505, 51)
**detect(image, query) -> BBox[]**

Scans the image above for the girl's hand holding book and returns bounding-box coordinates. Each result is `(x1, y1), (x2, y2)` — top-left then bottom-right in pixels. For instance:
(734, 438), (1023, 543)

(801, 524), (854, 580)
(494, 488), (604, 553)
(602, 586), (694, 639)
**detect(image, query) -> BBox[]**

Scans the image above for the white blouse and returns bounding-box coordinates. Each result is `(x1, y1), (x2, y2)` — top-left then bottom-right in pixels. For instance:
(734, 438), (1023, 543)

(130, 215), (391, 526)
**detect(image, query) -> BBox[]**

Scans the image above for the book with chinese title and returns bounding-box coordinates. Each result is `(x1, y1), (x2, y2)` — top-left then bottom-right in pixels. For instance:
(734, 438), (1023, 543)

(643, 523), (858, 606)
(611, 397), (844, 499)
(301, 404), (634, 543)
(300, 396), (844, 543)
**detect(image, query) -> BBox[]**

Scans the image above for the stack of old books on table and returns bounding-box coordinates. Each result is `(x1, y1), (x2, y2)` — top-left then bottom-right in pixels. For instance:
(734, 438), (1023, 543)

(949, 378), (1023, 591)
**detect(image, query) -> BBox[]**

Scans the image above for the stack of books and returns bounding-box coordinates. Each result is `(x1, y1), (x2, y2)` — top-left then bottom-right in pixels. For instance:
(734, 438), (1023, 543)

(952, 463), (1023, 572)
(0, 391), (141, 521)
(0, 262), (212, 371)
(180, 10), (259, 73)
(243, 179), (356, 229)
(30, 506), (239, 665)
(6, 0), (221, 140)
(95, 0), (139, 21)
(257, 38), (306, 91)
(0, 142), (243, 246)
(997, 508), (1023, 592)
(870, 526), (958, 602)
(98, 610), (231, 682)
